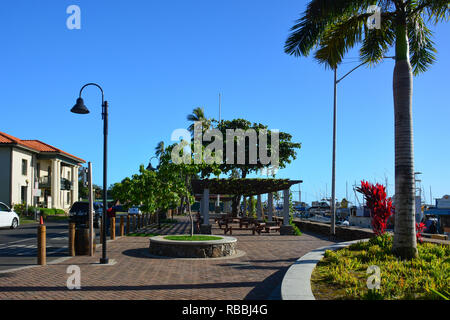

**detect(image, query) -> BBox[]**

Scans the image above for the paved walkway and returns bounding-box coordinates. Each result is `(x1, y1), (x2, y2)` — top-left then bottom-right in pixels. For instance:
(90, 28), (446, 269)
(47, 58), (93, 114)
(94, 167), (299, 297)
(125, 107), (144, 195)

(0, 216), (336, 300)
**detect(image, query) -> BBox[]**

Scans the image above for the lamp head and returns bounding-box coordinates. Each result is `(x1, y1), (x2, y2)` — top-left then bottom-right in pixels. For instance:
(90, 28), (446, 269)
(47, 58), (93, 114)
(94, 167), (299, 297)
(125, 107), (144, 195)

(71, 97), (90, 114)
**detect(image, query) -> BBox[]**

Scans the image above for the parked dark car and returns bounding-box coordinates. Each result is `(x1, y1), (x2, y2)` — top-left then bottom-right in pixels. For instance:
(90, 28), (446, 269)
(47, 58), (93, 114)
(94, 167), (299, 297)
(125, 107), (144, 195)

(69, 201), (103, 228)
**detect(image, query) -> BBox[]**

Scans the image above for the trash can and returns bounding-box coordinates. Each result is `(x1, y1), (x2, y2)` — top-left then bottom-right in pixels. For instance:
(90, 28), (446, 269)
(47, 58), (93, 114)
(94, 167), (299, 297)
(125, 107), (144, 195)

(75, 225), (96, 255)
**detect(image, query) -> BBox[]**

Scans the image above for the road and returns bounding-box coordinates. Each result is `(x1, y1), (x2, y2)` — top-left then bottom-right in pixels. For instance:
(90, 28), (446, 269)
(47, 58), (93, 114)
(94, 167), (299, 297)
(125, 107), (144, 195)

(0, 221), (70, 272)
(0, 214), (138, 272)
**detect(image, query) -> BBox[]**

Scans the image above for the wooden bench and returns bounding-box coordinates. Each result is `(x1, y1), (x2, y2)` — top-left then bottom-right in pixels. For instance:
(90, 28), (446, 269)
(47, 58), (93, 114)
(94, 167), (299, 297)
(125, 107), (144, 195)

(252, 221), (281, 235)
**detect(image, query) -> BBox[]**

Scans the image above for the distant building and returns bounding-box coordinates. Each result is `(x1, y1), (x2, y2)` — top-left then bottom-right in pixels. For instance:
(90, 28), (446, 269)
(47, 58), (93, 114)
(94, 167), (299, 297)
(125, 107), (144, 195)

(424, 195), (450, 235)
(0, 131), (85, 210)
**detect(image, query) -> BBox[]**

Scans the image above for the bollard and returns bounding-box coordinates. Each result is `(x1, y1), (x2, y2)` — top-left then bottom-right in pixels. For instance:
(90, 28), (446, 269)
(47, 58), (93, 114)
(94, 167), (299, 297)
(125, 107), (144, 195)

(110, 217), (116, 240)
(126, 215), (130, 234)
(37, 224), (46, 265)
(69, 222), (76, 256)
(120, 216), (124, 236)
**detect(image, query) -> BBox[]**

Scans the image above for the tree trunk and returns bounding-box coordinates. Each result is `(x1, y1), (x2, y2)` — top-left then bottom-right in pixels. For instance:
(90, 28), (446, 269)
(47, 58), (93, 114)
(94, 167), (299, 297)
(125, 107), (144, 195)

(392, 22), (418, 259)
(179, 195), (185, 215)
(185, 175), (194, 237)
(187, 195), (193, 237)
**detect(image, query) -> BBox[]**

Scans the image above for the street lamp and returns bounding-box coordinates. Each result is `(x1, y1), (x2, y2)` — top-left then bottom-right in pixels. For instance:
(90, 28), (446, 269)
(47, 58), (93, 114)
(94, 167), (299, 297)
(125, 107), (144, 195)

(329, 57), (395, 236)
(71, 83), (109, 264)
(330, 62), (366, 236)
(146, 156), (158, 171)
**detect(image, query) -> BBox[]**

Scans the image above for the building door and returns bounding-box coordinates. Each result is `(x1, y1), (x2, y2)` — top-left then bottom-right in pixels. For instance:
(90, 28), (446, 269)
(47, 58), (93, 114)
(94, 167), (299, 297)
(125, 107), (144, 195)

(21, 186), (28, 204)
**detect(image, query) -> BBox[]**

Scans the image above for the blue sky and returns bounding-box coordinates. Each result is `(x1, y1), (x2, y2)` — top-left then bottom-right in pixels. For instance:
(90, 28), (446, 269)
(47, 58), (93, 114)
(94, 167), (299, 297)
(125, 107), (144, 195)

(1, 1), (449, 205)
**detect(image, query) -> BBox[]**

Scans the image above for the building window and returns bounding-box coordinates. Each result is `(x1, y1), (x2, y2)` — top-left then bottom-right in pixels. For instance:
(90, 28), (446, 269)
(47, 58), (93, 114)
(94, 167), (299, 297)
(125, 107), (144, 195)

(22, 159), (27, 175)
(67, 192), (71, 205)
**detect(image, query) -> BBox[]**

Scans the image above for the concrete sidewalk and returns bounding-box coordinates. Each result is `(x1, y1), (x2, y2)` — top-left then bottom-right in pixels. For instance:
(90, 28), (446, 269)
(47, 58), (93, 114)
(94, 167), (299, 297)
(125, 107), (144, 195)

(0, 216), (336, 300)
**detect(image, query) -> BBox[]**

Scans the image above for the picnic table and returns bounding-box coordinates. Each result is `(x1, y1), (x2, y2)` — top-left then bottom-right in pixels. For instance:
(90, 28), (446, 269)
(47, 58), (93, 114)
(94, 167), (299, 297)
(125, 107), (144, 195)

(252, 220), (281, 235)
(217, 216), (257, 235)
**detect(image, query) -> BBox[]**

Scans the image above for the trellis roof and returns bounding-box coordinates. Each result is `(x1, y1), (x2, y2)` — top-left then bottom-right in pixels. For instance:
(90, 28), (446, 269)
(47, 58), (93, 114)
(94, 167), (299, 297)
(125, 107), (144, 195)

(192, 178), (302, 197)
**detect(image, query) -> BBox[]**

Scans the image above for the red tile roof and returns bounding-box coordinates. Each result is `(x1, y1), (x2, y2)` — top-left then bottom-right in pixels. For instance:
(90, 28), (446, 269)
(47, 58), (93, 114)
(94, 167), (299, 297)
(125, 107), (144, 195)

(0, 132), (85, 163)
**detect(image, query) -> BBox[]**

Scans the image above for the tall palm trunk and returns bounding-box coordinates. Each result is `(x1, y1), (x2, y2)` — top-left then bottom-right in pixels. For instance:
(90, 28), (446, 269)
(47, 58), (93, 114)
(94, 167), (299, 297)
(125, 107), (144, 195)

(392, 22), (418, 259)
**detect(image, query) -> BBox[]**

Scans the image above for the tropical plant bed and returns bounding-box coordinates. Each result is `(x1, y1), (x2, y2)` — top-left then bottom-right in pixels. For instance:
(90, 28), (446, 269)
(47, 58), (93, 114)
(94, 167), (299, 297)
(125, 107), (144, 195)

(311, 234), (450, 300)
(164, 235), (222, 241)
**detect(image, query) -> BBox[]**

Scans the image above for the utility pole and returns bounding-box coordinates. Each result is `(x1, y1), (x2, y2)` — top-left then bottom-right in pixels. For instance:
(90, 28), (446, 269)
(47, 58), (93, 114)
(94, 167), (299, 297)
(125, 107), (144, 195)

(430, 186), (433, 206)
(346, 181), (348, 201)
(218, 93), (221, 123)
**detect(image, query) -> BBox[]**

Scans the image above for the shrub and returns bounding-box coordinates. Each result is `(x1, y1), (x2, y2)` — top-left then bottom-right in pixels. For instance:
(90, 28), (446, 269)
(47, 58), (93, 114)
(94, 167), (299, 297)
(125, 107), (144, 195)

(13, 204), (27, 216)
(416, 222), (426, 243)
(356, 181), (393, 236)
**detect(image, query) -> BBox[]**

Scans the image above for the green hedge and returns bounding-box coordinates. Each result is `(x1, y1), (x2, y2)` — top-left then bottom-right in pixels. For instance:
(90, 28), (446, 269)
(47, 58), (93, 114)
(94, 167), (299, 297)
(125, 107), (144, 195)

(13, 204), (65, 217)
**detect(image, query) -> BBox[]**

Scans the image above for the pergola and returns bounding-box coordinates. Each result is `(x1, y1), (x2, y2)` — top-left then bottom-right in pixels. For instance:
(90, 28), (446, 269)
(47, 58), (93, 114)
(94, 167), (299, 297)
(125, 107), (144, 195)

(192, 178), (302, 235)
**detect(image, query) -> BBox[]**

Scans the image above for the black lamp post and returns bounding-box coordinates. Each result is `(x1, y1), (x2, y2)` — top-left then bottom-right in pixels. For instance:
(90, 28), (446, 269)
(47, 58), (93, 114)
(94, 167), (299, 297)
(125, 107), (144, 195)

(71, 83), (109, 264)
(146, 156), (158, 171)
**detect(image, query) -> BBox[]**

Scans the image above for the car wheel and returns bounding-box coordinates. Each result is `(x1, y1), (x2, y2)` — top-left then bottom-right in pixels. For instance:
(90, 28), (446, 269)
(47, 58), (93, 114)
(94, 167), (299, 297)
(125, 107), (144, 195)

(11, 218), (18, 229)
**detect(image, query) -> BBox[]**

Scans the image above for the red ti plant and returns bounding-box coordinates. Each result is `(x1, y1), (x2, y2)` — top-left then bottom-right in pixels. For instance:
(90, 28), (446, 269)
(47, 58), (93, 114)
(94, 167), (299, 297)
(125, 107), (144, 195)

(416, 222), (426, 243)
(356, 181), (394, 236)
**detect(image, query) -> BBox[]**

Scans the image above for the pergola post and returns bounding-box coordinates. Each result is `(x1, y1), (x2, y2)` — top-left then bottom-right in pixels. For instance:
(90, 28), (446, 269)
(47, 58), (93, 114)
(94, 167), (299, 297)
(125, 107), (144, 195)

(257, 194), (263, 221)
(200, 188), (211, 234)
(280, 188), (294, 235)
(268, 192), (273, 222)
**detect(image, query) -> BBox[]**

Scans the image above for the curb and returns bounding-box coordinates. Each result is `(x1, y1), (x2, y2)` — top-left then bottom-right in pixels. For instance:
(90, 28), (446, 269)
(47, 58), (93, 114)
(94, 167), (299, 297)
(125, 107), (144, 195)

(281, 238), (370, 300)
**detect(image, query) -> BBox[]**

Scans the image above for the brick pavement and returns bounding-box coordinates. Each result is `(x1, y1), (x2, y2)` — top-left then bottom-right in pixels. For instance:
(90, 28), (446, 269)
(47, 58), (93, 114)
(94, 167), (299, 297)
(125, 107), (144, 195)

(0, 216), (336, 300)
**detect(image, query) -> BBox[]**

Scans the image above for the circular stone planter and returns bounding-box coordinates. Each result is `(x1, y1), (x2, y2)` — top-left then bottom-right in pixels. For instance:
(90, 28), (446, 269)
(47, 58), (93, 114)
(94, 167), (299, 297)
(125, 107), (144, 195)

(149, 235), (237, 258)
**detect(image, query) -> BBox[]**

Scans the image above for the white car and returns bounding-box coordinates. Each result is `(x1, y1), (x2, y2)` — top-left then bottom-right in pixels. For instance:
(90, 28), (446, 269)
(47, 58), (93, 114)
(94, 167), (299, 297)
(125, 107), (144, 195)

(0, 202), (20, 229)
(128, 206), (142, 215)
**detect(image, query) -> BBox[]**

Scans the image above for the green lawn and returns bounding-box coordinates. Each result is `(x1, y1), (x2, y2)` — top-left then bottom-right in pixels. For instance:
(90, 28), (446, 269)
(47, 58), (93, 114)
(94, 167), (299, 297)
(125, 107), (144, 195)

(19, 217), (38, 225)
(164, 235), (223, 241)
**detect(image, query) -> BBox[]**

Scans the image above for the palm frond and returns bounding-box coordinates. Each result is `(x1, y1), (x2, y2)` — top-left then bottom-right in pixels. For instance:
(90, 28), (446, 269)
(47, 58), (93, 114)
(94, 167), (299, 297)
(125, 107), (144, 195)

(285, 0), (378, 57)
(412, 0), (450, 23)
(313, 13), (368, 68)
(186, 107), (205, 122)
(408, 16), (437, 75)
(155, 141), (165, 157)
(360, 13), (396, 65)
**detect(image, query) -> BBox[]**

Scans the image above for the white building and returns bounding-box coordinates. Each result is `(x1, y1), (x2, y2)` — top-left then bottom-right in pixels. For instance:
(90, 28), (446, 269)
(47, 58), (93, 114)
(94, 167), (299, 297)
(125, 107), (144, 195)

(0, 131), (85, 210)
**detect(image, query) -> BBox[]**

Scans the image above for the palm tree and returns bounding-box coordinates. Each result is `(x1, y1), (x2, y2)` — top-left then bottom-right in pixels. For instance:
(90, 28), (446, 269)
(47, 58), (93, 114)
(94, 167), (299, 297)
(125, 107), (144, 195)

(285, 1), (448, 259)
(155, 141), (165, 160)
(187, 107), (211, 134)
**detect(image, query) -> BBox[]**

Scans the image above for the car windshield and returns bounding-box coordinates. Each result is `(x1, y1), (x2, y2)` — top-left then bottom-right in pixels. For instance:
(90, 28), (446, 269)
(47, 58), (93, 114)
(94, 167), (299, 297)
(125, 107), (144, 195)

(0, 203), (10, 211)
(70, 202), (103, 213)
